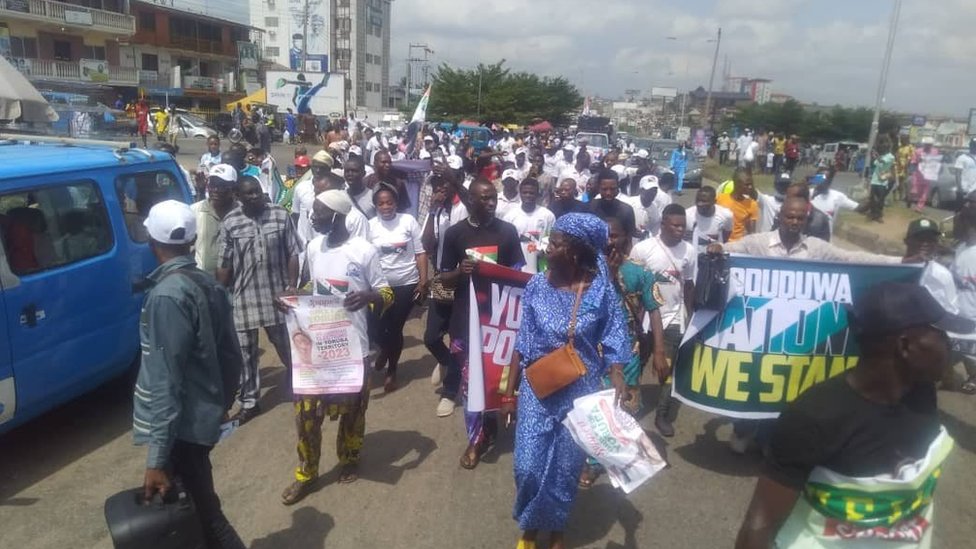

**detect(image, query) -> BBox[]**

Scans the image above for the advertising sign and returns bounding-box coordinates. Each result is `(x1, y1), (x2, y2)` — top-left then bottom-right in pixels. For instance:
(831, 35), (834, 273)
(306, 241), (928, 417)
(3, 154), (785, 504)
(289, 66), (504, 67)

(266, 71), (345, 116)
(287, 0), (328, 71)
(80, 59), (109, 82)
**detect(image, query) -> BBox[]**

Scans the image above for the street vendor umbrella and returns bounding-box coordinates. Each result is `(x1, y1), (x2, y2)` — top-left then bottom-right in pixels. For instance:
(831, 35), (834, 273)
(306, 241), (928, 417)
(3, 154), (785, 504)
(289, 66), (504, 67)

(0, 56), (59, 123)
(528, 120), (552, 133)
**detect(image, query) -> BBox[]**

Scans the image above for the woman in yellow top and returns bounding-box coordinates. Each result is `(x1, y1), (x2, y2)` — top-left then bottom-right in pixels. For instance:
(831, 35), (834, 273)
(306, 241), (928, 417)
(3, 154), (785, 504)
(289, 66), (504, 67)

(153, 108), (169, 141)
(895, 134), (914, 203)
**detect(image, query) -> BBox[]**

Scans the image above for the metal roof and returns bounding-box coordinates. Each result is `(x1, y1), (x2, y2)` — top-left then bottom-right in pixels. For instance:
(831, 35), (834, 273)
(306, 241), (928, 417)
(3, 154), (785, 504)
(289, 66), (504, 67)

(0, 141), (176, 180)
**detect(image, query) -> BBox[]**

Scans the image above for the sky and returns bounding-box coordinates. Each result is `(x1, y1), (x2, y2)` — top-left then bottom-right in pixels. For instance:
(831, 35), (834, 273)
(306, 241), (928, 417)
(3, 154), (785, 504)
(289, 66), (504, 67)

(389, 0), (976, 118)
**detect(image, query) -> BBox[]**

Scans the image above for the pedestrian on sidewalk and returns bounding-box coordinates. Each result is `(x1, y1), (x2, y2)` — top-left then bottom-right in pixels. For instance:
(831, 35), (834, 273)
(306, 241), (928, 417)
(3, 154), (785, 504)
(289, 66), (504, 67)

(499, 213), (630, 549)
(217, 176), (302, 424)
(192, 164), (239, 276)
(134, 200), (246, 549)
(950, 201), (976, 395)
(279, 190), (392, 505)
(734, 282), (970, 548)
(368, 185), (428, 392)
(669, 142), (689, 195)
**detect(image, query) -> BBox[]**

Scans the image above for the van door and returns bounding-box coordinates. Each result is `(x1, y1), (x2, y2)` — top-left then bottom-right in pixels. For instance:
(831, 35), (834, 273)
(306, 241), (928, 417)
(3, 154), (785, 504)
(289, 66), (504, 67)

(0, 243), (17, 428)
(0, 177), (132, 424)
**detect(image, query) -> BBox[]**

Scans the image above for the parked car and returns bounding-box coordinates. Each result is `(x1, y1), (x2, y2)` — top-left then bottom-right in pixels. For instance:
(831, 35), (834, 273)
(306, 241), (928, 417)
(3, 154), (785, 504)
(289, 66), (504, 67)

(913, 150), (963, 211)
(148, 108), (218, 139)
(0, 140), (194, 434)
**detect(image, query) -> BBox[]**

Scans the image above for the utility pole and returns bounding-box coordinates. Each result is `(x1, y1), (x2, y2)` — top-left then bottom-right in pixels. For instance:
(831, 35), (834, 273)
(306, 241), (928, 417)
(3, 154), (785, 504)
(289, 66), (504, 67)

(703, 27), (722, 130)
(407, 43), (432, 106)
(301, 0), (309, 71)
(477, 66), (483, 117)
(863, 0), (902, 180)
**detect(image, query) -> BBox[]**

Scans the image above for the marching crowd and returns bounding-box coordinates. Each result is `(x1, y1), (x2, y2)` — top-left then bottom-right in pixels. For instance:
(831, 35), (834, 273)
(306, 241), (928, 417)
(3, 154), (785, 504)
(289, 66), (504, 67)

(131, 122), (976, 548)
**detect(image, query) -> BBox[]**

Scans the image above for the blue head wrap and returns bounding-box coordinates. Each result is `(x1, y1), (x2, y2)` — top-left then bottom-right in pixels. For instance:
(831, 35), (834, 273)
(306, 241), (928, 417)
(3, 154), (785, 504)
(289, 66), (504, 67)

(552, 213), (612, 292)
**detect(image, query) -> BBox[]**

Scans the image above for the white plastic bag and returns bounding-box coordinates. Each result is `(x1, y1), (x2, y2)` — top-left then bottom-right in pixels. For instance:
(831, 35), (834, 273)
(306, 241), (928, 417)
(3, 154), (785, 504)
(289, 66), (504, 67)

(562, 389), (667, 494)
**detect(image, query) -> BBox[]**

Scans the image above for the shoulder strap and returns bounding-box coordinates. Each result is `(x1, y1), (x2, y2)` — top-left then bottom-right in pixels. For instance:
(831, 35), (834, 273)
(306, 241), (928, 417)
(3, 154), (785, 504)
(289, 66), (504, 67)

(567, 282), (585, 342)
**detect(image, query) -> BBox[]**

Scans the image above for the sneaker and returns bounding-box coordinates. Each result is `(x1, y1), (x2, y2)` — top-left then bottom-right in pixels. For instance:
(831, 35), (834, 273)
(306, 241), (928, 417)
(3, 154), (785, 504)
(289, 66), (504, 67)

(436, 397), (456, 417)
(430, 364), (445, 386)
(654, 415), (675, 438)
(729, 431), (752, 455)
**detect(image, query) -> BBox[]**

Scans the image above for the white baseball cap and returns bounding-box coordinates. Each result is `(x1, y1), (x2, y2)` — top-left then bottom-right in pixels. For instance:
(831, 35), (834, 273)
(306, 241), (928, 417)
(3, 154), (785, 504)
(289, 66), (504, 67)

(635, 149), (649, 159)
(502, 169), (521, 182)
(348, 145), (363, 156)
(639, 175), (660, 190)
(144, 200), (197, 244)
(207, 163), (237, 185)
(610, 164), (626, 176)
(446, 155), (464, 170)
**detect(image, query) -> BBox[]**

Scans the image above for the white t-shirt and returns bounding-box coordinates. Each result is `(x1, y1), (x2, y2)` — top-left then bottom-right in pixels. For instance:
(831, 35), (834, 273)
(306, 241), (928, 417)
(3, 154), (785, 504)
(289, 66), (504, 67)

(954, 153), (976, 196)
(685, 204), (734, 253)
(756, 193), (781, 233)
(293, 175), (316, 244)
(502, 205), (555, 273)
(368, 213), (423, 286)
(345, 208), (371, 240)
(307, 236), (390, 356)
(952, 243), (976, 320)
(626, 192), (671, 238)
(630, 237), (696, 329)
(427, 201), (469, 270)
(347, 185), (375, 219)
(921, 261), (958, 315)
(811, 189), (859, 232)
(496, 193), (522, 219)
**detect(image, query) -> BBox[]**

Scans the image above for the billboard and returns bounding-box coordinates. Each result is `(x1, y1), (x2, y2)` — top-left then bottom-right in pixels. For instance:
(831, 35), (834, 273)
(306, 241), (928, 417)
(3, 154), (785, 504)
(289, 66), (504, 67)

(968, 108), (976, 136)
(287, 0), (328, 71)
(266, 71), (345, 116)
(651, 87), (678, 99)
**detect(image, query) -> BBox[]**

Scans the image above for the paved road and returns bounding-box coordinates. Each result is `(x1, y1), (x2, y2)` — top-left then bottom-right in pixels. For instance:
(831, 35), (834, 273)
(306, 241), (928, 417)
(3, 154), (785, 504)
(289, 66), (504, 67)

(3, 142), (976, 548)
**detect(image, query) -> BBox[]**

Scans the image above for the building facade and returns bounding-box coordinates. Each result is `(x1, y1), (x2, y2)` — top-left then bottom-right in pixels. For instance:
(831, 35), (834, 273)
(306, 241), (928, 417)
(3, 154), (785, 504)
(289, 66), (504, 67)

(128, 0), (255, 109)
(0, 0), (138, 93)
(331, 0), (390, 112)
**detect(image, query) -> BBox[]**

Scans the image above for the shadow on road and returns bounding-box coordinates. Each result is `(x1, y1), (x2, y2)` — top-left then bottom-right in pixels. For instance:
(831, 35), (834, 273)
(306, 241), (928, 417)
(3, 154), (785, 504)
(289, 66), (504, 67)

(568, 483), (642, 549)
(672, 417), (762, 478)
(358, 429), (437, 485)
(250, 507), (334, 549)
(0, 374), (133, 506)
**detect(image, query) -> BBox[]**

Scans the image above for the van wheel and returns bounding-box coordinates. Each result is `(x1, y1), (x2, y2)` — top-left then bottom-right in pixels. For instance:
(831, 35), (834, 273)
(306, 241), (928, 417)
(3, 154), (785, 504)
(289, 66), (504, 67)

(930, 189), (941, 209)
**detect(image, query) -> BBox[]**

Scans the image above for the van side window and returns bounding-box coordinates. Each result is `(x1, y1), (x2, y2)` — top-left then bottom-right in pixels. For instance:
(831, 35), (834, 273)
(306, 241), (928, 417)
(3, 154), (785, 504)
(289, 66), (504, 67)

(115, 171), (185, 242)
(0, 182), (114, 275)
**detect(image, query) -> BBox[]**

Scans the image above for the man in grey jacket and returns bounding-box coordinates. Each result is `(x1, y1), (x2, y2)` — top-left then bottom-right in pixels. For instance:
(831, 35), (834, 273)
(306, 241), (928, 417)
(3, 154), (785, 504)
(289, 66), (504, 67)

(134, 200), (245, 549)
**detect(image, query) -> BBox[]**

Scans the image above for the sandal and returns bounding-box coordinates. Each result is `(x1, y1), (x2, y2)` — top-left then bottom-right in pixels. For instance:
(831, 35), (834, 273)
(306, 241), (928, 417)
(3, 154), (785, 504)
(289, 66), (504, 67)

(961, 378), (976, 395)
(338, 464), (359, 484)
(578, 464), (602, 489)
(459, 438), (494, 470)
(281, 480), (313, 505)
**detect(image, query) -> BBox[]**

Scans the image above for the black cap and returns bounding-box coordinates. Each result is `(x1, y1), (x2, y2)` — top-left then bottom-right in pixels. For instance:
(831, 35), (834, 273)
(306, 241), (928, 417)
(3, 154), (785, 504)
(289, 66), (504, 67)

(848, 282), (974, 337)
(905, 218), (940, 239)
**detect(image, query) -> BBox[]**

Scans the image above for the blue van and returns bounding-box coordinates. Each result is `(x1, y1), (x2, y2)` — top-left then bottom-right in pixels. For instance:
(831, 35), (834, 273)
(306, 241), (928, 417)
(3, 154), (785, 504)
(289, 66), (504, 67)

(0, 141), (192, 433)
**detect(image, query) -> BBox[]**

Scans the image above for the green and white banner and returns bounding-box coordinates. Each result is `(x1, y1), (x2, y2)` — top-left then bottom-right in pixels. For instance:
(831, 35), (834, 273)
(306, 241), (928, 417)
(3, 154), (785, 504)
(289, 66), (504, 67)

(673, 255), (922, 418)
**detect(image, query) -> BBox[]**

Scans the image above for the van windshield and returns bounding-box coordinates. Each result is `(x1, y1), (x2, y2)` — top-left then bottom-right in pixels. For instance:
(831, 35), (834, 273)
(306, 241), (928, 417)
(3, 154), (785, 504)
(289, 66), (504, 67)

(115, 171), (185, 242)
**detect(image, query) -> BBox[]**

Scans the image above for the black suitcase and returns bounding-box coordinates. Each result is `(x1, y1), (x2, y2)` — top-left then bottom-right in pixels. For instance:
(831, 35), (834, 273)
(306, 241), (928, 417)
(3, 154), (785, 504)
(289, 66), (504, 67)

(104, 484), (206, 549)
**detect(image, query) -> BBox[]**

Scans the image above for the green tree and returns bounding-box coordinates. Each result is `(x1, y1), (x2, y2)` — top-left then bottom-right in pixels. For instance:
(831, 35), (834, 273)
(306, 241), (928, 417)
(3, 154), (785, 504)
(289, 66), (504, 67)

(424, 61), (582, 126)
(721, 101), (901, 144)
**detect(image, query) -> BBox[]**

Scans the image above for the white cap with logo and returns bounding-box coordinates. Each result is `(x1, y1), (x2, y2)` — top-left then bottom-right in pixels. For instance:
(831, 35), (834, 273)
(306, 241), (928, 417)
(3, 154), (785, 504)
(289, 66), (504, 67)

(144, 200), (197, 244)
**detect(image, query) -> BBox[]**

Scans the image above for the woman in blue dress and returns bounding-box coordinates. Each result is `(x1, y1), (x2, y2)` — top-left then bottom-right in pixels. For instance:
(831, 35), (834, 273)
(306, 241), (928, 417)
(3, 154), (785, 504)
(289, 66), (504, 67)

(499, 213), (631, 549)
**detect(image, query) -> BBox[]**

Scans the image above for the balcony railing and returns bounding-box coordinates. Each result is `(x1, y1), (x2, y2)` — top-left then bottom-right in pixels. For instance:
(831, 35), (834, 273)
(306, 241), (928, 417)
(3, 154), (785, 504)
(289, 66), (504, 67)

(11, 57), (138, 85)
(0, 0), (135, 34)
(169, 36), (225, 56)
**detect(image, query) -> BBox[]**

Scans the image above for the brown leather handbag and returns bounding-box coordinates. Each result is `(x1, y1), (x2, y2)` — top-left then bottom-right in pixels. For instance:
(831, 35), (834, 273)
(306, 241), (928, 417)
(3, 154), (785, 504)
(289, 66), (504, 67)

(525, 283), (587, 399)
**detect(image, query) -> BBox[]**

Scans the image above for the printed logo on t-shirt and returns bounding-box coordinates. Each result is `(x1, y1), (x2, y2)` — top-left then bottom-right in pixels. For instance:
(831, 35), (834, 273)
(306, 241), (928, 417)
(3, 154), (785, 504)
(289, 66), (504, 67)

(316, 278), (349, 295)
(379, 241), (409, 255)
